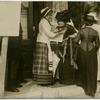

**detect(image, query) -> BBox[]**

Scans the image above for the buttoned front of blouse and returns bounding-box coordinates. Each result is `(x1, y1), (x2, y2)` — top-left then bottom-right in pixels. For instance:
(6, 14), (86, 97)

(37, 18), (57, 44)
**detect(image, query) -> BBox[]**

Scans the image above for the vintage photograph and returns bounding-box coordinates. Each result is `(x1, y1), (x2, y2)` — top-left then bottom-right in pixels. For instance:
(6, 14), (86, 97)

(0, 1), (100, 98)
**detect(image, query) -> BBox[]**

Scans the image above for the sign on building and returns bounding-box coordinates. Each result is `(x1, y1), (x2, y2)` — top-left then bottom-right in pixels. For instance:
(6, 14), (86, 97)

(0, 2), (21, 97)
(0, 2), (21, 36)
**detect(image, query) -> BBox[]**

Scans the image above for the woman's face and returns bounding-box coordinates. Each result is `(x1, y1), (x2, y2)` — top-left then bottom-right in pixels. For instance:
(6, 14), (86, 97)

(58, 21), (65, 27)
(46, 11), (53, 22)
(48, 14), (53, 21)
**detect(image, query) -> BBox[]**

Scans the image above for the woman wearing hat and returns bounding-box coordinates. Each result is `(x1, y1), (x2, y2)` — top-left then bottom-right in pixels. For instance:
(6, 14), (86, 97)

(32, 7), (63, 85)
(88, 11), (100, 82)
(74, 14), (100, 97)
(52, 10), (78, 84)
(96, 12), (100, 82)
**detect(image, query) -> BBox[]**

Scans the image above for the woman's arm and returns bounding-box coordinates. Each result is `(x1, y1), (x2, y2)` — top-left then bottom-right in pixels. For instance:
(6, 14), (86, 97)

(95, 33), (100, 51)
(66, 19), (79, 33)
(73, 31), (81, 62)
(74, 31), (81, 43)
(41, 19), (63, 39)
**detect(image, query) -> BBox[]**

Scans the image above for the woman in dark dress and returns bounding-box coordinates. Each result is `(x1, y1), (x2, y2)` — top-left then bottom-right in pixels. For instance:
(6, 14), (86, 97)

(58, 23), (77, 85)
(74, 15), (100, 97)
(51, 10), (77, 84)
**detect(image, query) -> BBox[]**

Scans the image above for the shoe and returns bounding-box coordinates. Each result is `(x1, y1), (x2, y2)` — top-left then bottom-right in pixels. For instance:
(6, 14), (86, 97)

(7, 88), (19, 92)
(85, 92), (95, 97)
(17, 79), (27, 84)
(91, 94), (95, 97)
(16, 84), (23, 87)
(22, 79), (27, 83)
(98, 80), (100, 82)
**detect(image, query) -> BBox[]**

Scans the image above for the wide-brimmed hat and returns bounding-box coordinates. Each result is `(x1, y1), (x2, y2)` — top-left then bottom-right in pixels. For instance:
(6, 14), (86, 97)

(87, 12), (98, 21)
(55, 10), (70, 23)
(41, 7), (52, 17)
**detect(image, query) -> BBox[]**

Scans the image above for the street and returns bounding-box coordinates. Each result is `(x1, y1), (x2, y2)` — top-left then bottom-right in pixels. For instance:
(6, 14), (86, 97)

(4, 80), (100, 99)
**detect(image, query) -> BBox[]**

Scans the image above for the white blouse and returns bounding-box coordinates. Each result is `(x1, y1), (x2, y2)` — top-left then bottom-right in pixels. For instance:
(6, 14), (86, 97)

(37, 18), (56, 44)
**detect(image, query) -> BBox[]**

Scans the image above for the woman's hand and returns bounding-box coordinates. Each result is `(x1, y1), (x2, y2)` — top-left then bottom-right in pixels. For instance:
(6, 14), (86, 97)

(33, 26), (35, 32)
(51, 25), (59, 33)
(71, 60), (78, 70)
(58, 28), (67, 34)
(69, 33), (77, 38)
(73, 62), (78, 70)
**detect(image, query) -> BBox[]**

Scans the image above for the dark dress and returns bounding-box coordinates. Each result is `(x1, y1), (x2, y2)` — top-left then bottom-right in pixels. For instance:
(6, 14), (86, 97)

(74, 27), (99, 97)
(57, 24), (76, 85)
(6, 37), (21, 90)
(6, 24), (22, 91)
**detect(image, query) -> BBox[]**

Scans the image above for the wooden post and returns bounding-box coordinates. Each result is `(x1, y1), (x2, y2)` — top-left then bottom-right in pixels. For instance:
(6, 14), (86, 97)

(0, 2), (21, 98)
(0, 37), (8, 98)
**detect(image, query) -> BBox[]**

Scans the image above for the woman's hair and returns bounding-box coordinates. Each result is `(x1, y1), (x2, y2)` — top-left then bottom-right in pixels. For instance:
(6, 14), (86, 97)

(84, 15), (97, 26)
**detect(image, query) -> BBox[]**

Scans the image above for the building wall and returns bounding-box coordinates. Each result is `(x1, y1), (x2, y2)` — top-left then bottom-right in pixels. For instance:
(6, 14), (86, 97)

(21, 2), (29, 40)
(52, 2), (68, 12)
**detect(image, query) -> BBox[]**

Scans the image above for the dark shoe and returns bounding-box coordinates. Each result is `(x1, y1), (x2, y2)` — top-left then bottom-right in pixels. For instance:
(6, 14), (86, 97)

(91, 94), (95, 97)
(85, 92), (95, 97)
(16, 84), (23, 87)
(98, 80), (100, 82)
(7, 88), (19, 92)
(22, 79), (27, 83)
(39, 83), (54, 87)
(17, 79), (28, 84)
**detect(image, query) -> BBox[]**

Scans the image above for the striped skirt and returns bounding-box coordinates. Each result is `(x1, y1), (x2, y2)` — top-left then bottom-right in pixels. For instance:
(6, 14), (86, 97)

(33, 42), (53, 85)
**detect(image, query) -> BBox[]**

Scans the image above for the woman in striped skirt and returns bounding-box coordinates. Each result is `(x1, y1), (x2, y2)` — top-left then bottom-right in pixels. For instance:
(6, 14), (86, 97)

(33, 7), (63, 85)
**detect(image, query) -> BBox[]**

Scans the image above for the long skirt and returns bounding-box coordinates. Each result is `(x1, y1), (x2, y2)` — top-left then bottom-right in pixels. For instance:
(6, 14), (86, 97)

(58, 42), (75, 85)
(33, 42), (53, 85)
(58, 57), (75, 85)
(76, 47), (98, 96)
(97, 49), (100, 81)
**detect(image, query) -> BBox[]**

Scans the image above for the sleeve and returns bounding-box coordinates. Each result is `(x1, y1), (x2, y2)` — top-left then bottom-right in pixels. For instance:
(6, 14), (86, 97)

(74, 30), (81, 43)
(58, 27), (67, 34)
(73, 30), (81, 61)
(40, 19), (57, 39)
(95, 32), (100, 51)
(68, 25), (77, 34)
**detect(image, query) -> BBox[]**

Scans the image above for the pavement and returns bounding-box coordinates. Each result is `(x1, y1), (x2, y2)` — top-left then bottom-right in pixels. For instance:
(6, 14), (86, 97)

(4, 80), (100, 99)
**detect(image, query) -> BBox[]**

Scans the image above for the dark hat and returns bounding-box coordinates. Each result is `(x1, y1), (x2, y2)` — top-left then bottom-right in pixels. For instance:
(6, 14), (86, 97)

(87, 12), (98, 21)
(84, 14), (97, 26)
(85, 15), (97, 23)
(55, 10), (70, 23)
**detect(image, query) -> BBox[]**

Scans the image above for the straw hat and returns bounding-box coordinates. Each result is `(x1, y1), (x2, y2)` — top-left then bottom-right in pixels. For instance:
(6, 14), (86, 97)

(87, 12), (98, 21)
(41, 7), (52, 17)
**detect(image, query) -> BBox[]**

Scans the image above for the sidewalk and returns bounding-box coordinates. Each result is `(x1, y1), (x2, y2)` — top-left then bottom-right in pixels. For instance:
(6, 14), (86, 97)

(4, 80), (100, 99)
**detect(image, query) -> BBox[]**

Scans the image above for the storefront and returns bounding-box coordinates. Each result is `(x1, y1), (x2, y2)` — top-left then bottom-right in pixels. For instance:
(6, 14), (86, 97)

(0, 1), (99, 98)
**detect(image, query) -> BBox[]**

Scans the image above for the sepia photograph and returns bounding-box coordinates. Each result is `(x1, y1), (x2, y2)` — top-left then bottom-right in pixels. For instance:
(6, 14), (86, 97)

(0, 1), (100, 98)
